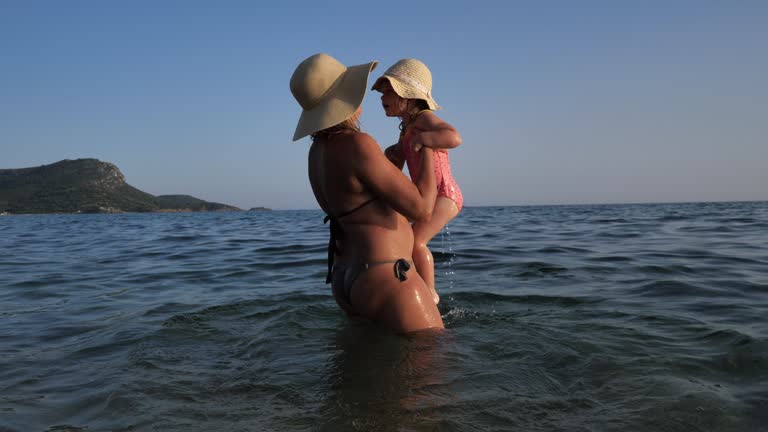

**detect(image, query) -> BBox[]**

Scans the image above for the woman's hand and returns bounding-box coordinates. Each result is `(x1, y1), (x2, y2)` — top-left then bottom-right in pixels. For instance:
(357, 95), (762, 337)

(410, 132), (439, 152)
(385, 142), (405, 169)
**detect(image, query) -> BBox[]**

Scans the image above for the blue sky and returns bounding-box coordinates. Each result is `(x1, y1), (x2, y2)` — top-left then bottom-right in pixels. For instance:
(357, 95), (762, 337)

(2, 1), (766, 209)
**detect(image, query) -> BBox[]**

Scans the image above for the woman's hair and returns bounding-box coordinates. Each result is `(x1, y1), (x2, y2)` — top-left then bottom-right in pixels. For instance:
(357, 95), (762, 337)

(310, 117), (361, 142)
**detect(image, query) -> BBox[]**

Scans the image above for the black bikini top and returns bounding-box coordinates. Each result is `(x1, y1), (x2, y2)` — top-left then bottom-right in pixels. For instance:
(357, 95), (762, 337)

(323, 197), (378, 283)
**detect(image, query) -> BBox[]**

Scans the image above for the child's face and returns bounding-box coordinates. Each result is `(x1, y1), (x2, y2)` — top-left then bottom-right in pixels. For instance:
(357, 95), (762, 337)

(377, 80), (407, 118)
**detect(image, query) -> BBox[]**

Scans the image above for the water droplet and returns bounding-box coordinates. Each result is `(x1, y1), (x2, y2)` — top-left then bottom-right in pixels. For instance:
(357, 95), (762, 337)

(440, 225), (455, 292)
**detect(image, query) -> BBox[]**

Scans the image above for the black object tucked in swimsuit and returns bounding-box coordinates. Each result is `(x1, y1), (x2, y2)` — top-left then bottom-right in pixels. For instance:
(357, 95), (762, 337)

(323, 198), (411, 306)
(331, 258), (412, 307)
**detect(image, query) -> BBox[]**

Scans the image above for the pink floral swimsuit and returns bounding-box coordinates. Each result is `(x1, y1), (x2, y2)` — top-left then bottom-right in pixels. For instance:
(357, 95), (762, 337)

(402, 131), (464, 211)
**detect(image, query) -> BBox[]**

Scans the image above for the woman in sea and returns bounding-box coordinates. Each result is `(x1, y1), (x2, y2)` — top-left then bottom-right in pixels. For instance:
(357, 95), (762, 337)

(289, 53), (444, 333)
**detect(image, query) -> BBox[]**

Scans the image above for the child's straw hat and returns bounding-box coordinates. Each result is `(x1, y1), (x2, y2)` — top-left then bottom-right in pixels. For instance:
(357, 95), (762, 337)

(371, 58), (441, 110)
(290, 53), (378, 141)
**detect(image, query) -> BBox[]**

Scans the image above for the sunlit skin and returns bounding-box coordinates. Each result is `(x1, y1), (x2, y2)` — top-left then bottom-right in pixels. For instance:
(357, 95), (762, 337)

(376, 79), (463, 304)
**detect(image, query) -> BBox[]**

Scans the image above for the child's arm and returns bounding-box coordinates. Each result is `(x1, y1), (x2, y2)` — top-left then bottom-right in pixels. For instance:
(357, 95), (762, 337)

(384, 141), (405, 170)
(411, 111), (462, 151)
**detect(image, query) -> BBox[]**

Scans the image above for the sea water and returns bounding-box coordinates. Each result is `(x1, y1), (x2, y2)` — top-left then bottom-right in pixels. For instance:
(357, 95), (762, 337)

(1, 202), (767, 431)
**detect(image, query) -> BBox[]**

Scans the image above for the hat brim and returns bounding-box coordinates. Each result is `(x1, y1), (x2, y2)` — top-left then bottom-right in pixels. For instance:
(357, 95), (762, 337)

(371, 75), (440, 110)
(293, 61), (378, 141)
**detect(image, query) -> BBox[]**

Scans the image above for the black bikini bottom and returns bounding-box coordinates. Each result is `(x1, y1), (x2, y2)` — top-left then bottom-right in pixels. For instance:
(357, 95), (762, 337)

(331, 258), (412, 306)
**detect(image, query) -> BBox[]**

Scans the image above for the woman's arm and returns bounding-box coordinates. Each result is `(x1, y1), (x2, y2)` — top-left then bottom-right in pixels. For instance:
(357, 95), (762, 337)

(410, 111), (462, 151)
(384, 141), (405, 170)
(354, 134), (436, 222)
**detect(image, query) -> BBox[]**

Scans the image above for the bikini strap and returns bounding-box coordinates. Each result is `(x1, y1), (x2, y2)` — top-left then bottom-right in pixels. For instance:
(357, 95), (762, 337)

(365, 258), (410, 281)
(323, 216), (342, 283)
(334, 196), (378, 220)
(322, 196), (379, 284)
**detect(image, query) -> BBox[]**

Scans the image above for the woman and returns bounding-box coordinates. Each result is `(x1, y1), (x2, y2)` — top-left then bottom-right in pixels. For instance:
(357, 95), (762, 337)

(290, 53), (444, 333)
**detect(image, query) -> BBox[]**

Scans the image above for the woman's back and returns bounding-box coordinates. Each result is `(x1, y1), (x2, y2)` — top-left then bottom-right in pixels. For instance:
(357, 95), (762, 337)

(308, 131), (444, 332)
(308, 131), (414, 260)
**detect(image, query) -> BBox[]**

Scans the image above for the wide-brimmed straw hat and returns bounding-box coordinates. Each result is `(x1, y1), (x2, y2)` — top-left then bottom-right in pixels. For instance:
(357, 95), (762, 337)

(290, 53), (378, 141)
(371, 58), (441, 110)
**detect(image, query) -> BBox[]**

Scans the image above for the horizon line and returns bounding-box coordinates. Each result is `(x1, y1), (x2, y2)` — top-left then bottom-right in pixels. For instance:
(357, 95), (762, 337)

(266, 199), (768, 211)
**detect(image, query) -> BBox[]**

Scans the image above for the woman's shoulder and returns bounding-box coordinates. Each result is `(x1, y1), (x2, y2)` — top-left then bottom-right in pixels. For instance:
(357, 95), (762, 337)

(348, 131), (376, 143)
(346, 132), (383, 155)
(325, 131), (379, 153)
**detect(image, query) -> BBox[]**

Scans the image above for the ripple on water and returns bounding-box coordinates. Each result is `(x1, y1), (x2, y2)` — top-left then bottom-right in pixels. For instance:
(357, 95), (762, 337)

(536, 246), (592, 254)
(2, 204), (767, 431)
(587, 255), (633, 263)
(633, 264), (696, 275)
(628, 280), (738, 299)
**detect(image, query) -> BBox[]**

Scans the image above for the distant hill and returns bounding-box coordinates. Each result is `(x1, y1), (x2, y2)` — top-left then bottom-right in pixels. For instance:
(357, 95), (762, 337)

(155, 195), (242, 212)
(0, 159), (241, 214)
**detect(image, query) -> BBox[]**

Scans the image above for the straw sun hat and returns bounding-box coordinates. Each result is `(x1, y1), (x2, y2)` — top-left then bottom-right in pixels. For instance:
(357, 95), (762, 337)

(290, 53), (378, 141)
(371, 58), (441, 110)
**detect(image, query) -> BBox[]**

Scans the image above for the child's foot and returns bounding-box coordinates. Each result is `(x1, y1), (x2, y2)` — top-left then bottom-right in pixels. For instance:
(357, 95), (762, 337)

(432, 290), (440, 305)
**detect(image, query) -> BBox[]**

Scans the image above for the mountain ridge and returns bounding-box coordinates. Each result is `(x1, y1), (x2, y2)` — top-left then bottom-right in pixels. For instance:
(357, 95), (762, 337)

(0, 158), (242, 214)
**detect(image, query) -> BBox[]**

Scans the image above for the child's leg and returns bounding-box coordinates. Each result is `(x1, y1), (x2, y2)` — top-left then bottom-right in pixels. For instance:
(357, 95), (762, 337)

(411, 197), (460, 304)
